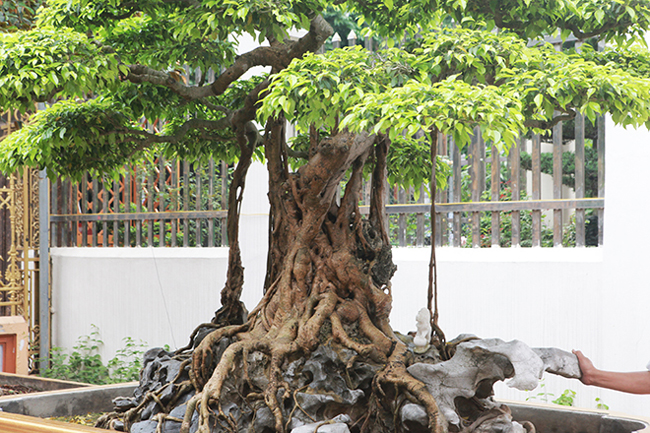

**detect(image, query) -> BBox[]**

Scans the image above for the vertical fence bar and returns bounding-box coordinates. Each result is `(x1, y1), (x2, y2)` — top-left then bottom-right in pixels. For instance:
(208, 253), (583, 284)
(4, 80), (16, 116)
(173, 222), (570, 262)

(452, 138), (461, 247)
(470, 129), (482, 247)
(135, 168), (142, 247)
(553, 118), (563, 247)
(510, 135), (521, 247)
(124, 171), (131, 247)
(417, 184), (425, 247)
(575, 113), (586, 247)
(208, 158), (215, 247)
(91, 178), (98, 247)
(147, 168), (154, 247)
(183, 161), (190, 247)
(398, 187), (406, 246)
(171, 159), (178, 247)
(195, 165), (202, 247)
(490, 143), (500, 247)
(81, 174), (88, 247)
(597, 115), (605, 246)
(437, 132), (448, 246)
(159, 157), (166, 247)
(59, 179), (65, 246)
(221, 161), (228, 246)
(432, 132), (447, 246)
(531, 133), (541, 247)
(70, 179), (76, 247)
(51, 179), (59, 247)
(102, 180), (108, 246)
(59, 179), (67, 247)
(113, 179), (119, 247)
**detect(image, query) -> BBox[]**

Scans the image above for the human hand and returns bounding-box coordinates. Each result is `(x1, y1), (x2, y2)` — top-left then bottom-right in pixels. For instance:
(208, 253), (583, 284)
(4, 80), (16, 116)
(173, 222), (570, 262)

(572, 349), (597, 385)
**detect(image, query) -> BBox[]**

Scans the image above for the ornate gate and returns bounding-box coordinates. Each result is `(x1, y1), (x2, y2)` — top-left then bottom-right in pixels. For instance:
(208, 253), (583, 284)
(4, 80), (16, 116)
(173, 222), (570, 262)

(0, 110), (43, 371)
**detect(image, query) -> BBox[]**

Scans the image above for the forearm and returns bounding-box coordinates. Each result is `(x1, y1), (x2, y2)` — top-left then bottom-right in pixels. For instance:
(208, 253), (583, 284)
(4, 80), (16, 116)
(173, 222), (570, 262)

(586, 370), (650, 394)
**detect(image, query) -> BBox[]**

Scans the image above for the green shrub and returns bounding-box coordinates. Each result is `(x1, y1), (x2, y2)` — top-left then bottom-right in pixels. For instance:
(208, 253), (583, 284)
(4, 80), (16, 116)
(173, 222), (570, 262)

(42, 325), (146, 385)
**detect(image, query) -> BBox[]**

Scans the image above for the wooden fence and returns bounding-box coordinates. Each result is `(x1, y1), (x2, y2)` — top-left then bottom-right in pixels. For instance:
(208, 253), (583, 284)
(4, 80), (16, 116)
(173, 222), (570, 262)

(360, 114), (605, 248)
(49, 157), (229, 248)
(50, 112), (605, 249)
(48, 33), (604, 249)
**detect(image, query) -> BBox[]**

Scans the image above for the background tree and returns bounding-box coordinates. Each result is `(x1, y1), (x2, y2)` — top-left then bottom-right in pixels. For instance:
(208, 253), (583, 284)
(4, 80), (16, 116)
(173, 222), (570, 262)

(2, 1), (650, 432)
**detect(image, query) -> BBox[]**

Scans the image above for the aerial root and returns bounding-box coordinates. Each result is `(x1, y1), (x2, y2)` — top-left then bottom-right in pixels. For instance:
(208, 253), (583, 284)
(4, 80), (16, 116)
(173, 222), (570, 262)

(191, 323), (250, 390)
(179, 393), (201, 433)
(330, 312), (387, 363)
(153, 413), (184, 433)
(371, 346), (446, 433)
(176, 323), (223, 355)
(285, 384), (316, 431)
(184, 291), (412, 433)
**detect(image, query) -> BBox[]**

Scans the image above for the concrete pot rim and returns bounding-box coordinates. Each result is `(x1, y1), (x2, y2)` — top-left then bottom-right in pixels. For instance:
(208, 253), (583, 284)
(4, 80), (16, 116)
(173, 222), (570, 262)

(500, 398), (650, 432)
(0, 372), (92, 391)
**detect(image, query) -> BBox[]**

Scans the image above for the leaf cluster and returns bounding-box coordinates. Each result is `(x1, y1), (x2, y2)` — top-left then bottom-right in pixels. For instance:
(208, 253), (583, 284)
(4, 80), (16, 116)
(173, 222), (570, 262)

(0, 27), (121, 112)
(42, 325), (147, 385)
(0, 0), (42, 31)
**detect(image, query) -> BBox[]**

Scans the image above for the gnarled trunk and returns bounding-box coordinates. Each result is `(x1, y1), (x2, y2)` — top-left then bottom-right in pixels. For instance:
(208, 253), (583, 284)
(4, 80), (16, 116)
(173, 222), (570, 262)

(181, 119), (446, 433)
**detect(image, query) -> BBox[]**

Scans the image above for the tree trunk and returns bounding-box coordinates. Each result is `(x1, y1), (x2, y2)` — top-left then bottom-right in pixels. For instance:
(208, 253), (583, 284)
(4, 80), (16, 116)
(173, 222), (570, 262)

(182, 120), (446, 433)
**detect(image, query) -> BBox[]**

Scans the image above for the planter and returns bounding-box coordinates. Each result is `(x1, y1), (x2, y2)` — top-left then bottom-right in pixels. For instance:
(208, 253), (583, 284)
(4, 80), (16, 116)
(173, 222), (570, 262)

(0, 372), (92, 393)
(0, 383), (647, 433)
(0, 376), (137, 418)
(503, 399), (650, 433)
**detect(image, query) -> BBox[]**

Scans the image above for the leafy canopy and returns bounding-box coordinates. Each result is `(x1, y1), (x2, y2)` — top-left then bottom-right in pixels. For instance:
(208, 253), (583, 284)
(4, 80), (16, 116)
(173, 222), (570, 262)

(1, 0), (650, 190)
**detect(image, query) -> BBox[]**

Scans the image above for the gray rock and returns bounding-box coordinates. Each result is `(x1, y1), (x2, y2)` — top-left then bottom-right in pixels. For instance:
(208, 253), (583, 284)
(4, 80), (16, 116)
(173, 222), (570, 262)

(401, 403), (428, 432)
(408, 337), (582, 429)
(290, 414), (351, 433)
(254, 407), (275, 432)
(130, 419), (158, 433)
(112, 396), (137, 412)
(166, 404), (198, 433)
(532, 347), (581, 379)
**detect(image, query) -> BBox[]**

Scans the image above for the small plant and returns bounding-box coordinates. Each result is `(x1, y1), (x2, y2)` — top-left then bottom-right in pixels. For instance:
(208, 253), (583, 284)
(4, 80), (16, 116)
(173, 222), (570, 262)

(42, 325), (147, 385)
(526, 381), (554, 403)
(595, 397), (609, 410)
(552, 389), (576, 406)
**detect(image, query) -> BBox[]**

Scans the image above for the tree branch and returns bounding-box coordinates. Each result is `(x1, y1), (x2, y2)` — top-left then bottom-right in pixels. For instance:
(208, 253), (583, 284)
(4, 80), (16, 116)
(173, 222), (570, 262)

(524, 110), (576, 129)
(125, 15), (332, 103)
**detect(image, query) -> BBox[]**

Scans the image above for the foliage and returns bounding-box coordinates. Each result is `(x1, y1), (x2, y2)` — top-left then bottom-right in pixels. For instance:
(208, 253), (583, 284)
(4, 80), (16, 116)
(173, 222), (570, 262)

(48, 413), (105, 426)
(595, 397), (609, 410)
(520, 146), (600, 197)
(527, 382), (609, 410)
(41, 325), (147, 385)
(552, 388), (577, 406)
(2, 0), (650, 189)
(0, 0), (43, 31)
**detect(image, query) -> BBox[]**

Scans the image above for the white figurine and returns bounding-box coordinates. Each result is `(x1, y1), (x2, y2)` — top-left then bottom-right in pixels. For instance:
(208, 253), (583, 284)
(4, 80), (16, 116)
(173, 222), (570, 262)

(413, 308), (431, 353)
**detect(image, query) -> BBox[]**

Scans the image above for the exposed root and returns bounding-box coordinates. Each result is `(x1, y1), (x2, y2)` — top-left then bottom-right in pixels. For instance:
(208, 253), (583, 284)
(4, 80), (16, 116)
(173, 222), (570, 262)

(153, 413), (184, 433)
(190, 323), (249, 390)
(370, 342), (447, 433)
(286, 384), (316, 431)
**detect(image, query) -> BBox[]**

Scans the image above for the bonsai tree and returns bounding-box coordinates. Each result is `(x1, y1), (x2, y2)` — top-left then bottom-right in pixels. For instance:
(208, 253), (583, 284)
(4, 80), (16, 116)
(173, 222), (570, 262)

(2, 0), (650, 432)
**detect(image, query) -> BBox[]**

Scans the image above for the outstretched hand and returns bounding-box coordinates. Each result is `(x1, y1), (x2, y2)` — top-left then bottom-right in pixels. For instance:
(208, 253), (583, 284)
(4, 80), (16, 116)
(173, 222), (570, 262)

(572, 349), (597, 385)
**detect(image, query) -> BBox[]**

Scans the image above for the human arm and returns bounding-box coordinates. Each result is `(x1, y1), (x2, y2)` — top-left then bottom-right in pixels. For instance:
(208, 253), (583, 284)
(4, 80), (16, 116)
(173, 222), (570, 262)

(573, 350), (650, 395)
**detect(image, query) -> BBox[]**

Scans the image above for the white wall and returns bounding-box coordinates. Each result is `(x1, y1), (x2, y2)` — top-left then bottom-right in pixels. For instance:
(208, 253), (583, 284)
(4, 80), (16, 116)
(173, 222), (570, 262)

(390, 247), (613, 412)
(49, 120), (650, 418)
(50, 162), (270, 360)
(51, 247), (229, 355)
